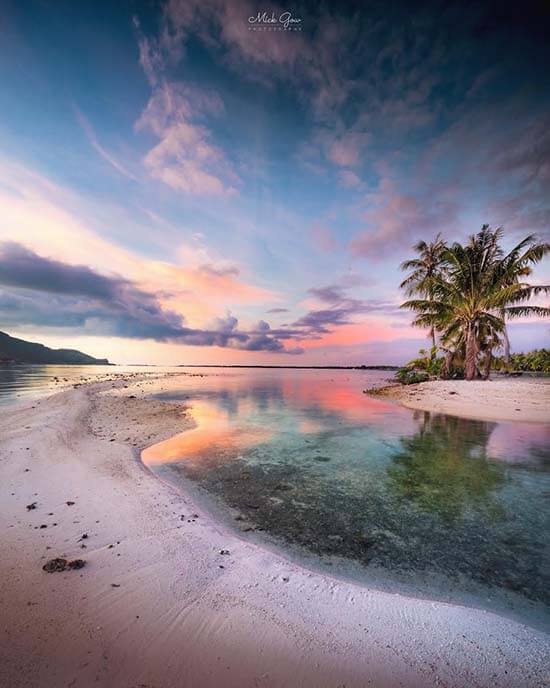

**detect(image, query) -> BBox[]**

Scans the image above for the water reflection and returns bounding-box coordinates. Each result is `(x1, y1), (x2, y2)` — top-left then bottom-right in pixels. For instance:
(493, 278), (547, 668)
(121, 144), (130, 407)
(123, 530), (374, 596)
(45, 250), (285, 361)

(142, 399), (272, 467)
(387, 412), (505, 522)
(0, 363), (182, 405)
(144, 369), (550, 606)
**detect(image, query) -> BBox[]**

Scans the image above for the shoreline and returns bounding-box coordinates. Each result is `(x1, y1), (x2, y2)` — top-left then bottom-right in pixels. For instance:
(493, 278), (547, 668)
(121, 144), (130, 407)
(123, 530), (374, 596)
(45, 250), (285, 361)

(370, 378), (550, 424)
(1, 373), (549, 687)
(151, 457), (550, 634)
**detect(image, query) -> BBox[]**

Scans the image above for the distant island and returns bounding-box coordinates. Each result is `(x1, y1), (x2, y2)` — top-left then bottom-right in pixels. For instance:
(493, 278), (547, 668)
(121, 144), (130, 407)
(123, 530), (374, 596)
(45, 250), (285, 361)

(0, 331), (110, 365)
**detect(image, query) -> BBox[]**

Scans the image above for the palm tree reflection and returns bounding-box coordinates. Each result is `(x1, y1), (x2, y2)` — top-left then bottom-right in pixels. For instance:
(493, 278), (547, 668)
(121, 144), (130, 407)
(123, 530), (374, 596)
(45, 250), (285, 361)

(387, 411), (505, 523)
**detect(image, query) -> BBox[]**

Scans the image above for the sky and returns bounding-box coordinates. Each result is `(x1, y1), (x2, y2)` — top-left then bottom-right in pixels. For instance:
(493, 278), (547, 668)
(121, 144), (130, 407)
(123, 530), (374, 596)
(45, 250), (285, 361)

(0, 0), (548, 365)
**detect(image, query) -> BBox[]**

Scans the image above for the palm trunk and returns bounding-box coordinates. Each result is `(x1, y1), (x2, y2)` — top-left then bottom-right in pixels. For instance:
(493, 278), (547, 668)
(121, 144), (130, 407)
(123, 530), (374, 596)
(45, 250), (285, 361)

(465, 323), (478, 381)
(503, 320), (511, 371)
(428, 287), (436, 350)
(442, 350), (453, 379)
(482, 348), (492, 380)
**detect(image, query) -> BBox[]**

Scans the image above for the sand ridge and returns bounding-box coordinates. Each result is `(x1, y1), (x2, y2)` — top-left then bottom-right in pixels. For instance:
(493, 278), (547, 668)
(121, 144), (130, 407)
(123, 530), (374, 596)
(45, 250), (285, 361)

(373, 378), (550, 424)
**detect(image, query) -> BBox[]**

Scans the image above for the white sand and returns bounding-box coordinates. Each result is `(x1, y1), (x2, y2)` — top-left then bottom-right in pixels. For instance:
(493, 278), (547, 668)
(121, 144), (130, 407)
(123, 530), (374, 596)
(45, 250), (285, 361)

(1, 373), (549, 688)
(377, 378), (550, 423)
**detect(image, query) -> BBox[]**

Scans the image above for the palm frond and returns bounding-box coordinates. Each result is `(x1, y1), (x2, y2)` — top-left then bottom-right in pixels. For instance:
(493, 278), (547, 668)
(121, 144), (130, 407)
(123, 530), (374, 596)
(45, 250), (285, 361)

(504, 305), (550, 318)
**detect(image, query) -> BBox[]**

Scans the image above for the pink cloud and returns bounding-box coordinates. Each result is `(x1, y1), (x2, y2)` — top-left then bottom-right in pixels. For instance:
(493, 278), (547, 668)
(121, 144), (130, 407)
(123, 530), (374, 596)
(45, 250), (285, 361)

(162, 0), (306, 69)
(311, 223), (337, 252)
(136, 81), (224, 134)
(136, 82), (237, 196)
(143, 122), (236, 195)
(289, 318), (416, 351)
(158, 0), (358, 123)
(298, 128), (369, 178)
(0, 160), (277, 333)
(326, 133), (368, 167)
(351, 177), (460, 259)
(338, 169), (362, 188)
(134, 20), (164, 87)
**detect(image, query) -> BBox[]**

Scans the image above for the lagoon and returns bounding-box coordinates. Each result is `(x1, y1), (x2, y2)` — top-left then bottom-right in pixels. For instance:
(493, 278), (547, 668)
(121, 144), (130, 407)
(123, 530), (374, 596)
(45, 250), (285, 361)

(143, 368), (550, 615)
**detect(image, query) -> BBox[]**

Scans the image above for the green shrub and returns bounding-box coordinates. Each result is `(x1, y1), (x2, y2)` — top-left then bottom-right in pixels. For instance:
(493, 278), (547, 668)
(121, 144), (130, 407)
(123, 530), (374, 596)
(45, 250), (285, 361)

(396, 367), (430, 385)
(407, 346), (444, 376)
(493, 349), (550, 373)
(397, 346), (444, 384)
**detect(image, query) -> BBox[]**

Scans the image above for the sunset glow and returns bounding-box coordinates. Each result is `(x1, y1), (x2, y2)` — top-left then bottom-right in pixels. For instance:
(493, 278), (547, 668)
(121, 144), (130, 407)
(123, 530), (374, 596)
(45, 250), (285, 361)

(0, 1), (548, 365)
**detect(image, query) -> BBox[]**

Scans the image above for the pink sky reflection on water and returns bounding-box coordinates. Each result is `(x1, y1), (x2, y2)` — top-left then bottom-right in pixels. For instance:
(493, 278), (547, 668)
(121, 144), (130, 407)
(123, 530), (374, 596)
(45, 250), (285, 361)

(141, 369), (549, 469)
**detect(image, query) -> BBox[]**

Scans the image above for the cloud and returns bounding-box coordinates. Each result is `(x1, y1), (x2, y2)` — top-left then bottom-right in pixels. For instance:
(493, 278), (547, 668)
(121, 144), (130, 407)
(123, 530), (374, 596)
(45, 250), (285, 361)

(266, 307), (289, 314)
(0, 159), (277, 332)
(0, 241), (130, 300)
(143, 131), (234, 195)
(159, 0), (306, 71)
(300, 128), (370, 176)
(348, 102), (550, 261)
(0, 242), (298, 353)
(134, 19), (165, 87)
(0, 234), (399, 355)
(292, 307), (353, 335)
(338, 170), (362, 188)
(351, 177), (461, 259)
(135, 61), (237, 195)
(137, 83), (238, 195)
(491, 113), (550, 187)
(484, 113), (550, 239)
(197, 263), (239, 278)
(290, 281), (403, 339)
(74, 107), (137, 180)
(308, 285), (347, 303)
(310, 224), (337, 252)
(325, 132), (369, 168)
(136, 81), (224, 136)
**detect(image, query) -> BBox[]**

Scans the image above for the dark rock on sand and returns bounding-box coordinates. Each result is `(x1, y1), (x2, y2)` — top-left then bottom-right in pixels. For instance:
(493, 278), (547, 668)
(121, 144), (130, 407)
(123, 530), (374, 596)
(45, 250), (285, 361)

(43, 557), (86, 572)
(43, 558), (68, 572)
(26, 502), (37, 511)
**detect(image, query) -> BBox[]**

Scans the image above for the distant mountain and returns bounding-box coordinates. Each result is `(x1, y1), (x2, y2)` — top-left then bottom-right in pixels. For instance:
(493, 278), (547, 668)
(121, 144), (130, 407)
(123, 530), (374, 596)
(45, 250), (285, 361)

(0, 331), (110, 365)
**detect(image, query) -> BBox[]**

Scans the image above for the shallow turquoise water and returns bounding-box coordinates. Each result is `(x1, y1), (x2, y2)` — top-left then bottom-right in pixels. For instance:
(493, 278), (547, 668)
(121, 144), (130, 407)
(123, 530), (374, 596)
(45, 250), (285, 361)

(145, 369), (550, 610)
(3, 365), (548, 614)
(0, 363), (178, 405)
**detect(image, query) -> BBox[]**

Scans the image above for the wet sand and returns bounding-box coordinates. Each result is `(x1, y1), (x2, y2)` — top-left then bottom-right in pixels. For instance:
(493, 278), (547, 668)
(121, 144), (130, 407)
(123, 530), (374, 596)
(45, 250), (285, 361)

(1, 373), (549, 688)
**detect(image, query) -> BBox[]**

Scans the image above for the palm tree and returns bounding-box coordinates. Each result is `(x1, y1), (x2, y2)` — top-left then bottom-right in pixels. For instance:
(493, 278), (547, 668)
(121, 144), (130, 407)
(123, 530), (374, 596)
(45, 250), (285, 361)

(494, 235), (550, 369)
(401, 226), (550, 380)
(403, 227), (505, 379)
(400, 234), (446, 348)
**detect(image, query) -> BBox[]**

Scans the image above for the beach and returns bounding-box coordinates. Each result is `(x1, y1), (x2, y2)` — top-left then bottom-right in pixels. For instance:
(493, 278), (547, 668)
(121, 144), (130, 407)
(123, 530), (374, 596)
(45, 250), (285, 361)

(1, 373), (549, 688)
(375, 378), (550, 424)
